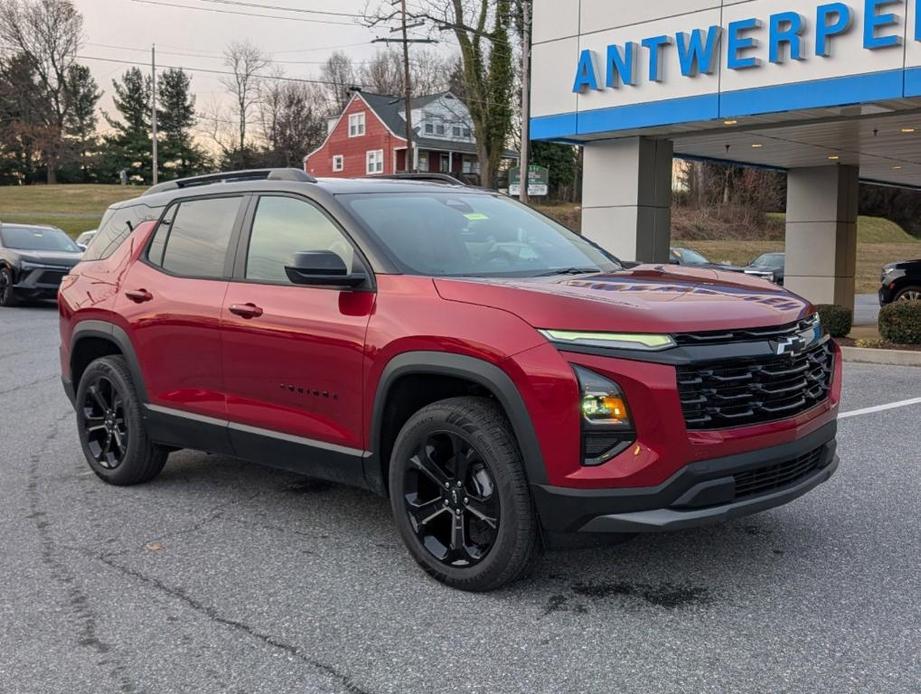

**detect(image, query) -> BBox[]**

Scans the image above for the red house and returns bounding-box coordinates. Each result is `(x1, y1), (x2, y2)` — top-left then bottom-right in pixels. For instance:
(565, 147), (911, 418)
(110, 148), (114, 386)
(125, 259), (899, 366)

(304, 90), (518, 184)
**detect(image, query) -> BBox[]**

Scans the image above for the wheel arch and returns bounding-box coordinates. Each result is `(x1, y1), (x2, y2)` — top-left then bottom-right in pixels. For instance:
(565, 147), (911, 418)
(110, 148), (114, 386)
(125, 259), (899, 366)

(365, 351), (546, 496)
(70, 320), (148, 402)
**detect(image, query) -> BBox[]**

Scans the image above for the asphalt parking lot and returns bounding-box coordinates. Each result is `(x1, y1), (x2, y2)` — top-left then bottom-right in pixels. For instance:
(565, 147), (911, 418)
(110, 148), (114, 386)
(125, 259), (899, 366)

(1, 304), (920, 694)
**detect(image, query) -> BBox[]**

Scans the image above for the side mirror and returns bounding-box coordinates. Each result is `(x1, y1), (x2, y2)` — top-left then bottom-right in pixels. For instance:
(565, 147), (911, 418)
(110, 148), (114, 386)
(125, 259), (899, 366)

(284, 250), (368, 288)
(77, 243), (87, 251)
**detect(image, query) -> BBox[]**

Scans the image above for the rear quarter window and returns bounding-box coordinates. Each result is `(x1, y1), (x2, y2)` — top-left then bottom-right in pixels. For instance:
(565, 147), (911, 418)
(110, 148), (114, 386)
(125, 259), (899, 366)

(82, 203), (163, 261)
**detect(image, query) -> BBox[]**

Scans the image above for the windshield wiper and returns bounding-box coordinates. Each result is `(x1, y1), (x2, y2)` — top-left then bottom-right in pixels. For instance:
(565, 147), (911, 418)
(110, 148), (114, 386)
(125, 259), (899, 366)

(536, 267), (603, 277)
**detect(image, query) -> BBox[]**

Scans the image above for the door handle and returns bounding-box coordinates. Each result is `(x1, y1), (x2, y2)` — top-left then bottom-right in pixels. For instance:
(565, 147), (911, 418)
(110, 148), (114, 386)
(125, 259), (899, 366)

(125, 288), (153, 303)
(229, 303), (264, 319)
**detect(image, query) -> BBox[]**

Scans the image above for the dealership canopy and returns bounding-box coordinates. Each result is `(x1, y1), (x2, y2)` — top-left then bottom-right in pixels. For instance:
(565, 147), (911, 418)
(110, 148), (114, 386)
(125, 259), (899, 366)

(531, 0), (921, 310)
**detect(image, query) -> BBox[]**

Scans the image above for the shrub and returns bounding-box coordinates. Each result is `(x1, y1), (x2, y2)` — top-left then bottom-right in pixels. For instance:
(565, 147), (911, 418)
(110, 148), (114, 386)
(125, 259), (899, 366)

(816, 305), (853, 338)
(879, 301), (921, 345)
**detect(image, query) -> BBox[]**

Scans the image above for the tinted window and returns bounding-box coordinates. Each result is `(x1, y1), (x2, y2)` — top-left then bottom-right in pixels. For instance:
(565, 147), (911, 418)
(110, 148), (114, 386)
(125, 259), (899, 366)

(341, 193), (619, 278)
(0, 226), (79, 252)
(159, 197), (241, 279)
(246, 196), (354, 283)
(676, 248), (709, 265)
(83, 204), (162, 261)
(752, 253), (784, 269)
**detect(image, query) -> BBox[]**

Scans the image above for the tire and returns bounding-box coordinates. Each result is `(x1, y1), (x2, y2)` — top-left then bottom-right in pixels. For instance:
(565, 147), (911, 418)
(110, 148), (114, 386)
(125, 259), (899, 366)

(389, 396), (541, 591)
(895, 286), (921, 302)
(75, 355), (168, 486)
(0, 267), (18, 307)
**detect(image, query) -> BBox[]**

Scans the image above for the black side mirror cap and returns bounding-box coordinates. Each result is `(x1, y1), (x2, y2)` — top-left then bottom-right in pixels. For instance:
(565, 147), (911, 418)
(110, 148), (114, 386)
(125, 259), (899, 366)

(284, 250), (368, 288)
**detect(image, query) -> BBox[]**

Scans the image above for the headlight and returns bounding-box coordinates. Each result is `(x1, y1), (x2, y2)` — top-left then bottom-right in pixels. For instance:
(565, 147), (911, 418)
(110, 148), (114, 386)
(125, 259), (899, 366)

(573, 366), (635, 466)
(540, 329), (675, 351)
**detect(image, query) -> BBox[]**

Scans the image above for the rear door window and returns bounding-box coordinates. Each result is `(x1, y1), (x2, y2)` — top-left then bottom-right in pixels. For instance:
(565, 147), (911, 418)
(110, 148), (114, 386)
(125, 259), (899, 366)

(155, 196), (242, 279)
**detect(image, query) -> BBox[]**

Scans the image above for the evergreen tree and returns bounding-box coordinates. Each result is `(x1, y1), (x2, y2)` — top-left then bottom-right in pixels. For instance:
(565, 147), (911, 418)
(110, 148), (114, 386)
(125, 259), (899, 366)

(157, 68), (207, 178)
(104, 67), (152, 183)
(63, 64), (101, 182)
(0, 53), (51, 183)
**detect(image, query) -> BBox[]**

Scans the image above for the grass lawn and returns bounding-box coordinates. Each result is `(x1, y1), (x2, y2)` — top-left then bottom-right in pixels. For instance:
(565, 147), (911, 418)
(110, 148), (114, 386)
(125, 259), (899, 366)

(0, 184), (142, 237)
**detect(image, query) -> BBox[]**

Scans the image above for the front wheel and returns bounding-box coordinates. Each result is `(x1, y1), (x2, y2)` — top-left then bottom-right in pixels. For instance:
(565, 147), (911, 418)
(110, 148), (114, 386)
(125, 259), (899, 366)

(75, 355), (168, 485)
(0, 267), (18, 307)
(389, 397), (541, 591)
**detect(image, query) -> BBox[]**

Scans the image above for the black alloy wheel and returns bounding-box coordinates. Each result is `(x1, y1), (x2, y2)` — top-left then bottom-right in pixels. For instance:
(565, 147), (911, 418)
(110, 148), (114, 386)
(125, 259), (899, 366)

(75, 356), (168, 485)
(81, 375), (129, 469)
(403, 431), (500, 567)
(389, 397), (540, 591)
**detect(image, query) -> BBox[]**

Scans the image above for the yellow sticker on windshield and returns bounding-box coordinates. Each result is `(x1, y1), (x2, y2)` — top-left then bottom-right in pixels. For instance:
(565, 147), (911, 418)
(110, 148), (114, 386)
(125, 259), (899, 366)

(465, 213), (489, 221)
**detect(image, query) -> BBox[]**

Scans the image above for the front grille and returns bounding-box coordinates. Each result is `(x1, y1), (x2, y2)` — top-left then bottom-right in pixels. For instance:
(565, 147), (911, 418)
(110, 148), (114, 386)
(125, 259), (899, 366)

(674, 316), (817, 346)
(677, 340), (834, 429)
(36, 269), (67, 285)
(733, 446), (825, 500)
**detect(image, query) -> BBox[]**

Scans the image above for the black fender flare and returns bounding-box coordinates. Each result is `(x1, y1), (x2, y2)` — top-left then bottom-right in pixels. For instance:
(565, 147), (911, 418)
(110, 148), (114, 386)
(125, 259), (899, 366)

(70, 320), (149, 402)
(365, 351), (547, 495)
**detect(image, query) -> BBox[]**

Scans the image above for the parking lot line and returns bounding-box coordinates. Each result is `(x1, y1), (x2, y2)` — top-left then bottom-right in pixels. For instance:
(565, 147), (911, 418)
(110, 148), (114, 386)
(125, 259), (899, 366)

(839, 397), (921, 420)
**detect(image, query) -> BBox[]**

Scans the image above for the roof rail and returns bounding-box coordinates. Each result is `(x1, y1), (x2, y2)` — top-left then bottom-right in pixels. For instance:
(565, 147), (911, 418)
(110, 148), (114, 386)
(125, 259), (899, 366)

(142, 168), (317, 196)
(369, 173), (468, 186)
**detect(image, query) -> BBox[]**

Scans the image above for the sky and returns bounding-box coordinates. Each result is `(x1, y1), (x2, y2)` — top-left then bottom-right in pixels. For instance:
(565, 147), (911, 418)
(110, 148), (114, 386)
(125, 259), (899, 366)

(71, 0), (439, 138)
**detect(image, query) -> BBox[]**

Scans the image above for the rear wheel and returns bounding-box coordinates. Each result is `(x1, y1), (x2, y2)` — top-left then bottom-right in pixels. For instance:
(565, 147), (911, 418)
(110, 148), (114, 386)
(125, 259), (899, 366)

(76, 356), (168, 485)
(0, 267), (18, 307)
(389, 397), (541, 592)
(895, 286), (921, 302)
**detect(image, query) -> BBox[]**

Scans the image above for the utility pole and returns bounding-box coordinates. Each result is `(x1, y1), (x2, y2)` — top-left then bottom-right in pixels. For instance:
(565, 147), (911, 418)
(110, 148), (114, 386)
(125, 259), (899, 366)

(399, 0), (414, 172)
(151, 44), (159, 186)
(371, 4), (436, 173)
(518, 0), (531, 204)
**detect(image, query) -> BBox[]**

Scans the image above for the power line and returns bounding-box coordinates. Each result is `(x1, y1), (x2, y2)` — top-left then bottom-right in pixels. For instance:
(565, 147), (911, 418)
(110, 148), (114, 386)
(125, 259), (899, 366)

(194, 0), (363, 19)
(76, 54), (354, 88)
(129, 0), (361, 26)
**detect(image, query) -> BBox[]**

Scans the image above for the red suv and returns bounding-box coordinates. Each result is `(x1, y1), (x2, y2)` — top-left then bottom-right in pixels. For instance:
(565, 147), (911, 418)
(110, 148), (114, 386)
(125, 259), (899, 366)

(59, 169), (841, 591)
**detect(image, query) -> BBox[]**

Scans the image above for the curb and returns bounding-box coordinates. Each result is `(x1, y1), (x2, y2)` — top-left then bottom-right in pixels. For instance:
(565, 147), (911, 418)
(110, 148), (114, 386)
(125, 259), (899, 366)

(841, 346), (921, 367)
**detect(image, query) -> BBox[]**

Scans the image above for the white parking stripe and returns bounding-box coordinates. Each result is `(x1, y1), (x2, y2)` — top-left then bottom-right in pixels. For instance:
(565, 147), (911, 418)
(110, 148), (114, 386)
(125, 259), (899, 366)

(839, 397), (921, 420)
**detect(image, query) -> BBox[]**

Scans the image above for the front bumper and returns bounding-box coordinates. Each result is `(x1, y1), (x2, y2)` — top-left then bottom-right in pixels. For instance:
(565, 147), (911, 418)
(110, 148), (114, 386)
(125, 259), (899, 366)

(533, 420), (838, 533)
(14, 266), (71, 296)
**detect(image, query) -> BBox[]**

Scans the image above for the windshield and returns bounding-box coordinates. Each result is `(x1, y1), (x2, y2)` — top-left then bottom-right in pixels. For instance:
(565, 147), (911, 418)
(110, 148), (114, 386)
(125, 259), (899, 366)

(1, 226), (80, 252)
(676, 248), (710, 265)
(340, 193), (620, 278)
(751, 253), (784, 269)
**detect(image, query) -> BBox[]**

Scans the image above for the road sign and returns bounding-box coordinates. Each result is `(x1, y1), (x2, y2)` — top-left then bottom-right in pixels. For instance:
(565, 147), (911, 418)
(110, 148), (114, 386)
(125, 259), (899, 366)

(509, 165), (549, 197)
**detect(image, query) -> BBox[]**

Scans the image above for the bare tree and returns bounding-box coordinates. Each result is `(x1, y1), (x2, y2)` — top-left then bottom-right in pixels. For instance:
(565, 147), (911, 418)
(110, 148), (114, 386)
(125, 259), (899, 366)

(321, 51), (356, 112)
(260, 80), (327, 168)
(365, 0), (516, 187)
(0, 0), (83, 183)
(359, 48), (455, 96)
(221, 39), (269, 164)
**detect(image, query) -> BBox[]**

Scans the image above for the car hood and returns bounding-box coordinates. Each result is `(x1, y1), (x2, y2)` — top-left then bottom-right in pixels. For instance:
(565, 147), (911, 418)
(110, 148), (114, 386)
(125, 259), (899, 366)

(17, 250), (83, 268)
(434, 265), (812, 334)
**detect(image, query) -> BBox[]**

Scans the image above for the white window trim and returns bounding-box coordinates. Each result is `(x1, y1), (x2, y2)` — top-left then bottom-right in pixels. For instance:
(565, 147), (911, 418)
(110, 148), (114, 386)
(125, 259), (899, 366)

(332, 154), (344, 172)
(348, 112), (366, 138)
(366, 149), (384, 175)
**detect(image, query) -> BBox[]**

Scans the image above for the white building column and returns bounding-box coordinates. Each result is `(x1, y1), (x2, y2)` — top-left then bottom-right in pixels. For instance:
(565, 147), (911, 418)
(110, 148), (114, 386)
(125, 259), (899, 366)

(581, 137), (673, 263)
(785, 165), (858, 312)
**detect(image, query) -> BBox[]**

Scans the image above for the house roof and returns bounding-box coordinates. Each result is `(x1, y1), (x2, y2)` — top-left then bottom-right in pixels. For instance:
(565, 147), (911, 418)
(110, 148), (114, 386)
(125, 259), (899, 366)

(360, 91), (518, 160)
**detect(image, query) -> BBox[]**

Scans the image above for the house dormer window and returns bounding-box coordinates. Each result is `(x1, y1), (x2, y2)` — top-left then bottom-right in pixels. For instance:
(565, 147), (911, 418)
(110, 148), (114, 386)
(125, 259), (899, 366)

(425, 122), (434, 135)
(349, 112), (366, 137)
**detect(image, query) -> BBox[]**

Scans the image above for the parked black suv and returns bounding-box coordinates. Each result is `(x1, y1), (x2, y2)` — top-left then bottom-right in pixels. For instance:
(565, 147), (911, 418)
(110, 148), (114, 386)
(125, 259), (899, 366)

(0, 223), (83, 306)
(879, 259), (921, 305)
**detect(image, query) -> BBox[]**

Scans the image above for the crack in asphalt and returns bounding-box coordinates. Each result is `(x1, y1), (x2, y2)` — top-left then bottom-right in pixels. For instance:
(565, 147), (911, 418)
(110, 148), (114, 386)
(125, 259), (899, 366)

(26, 408), (143, 694)
(94, 553), (374, 694)
(0, 373), (58, 396)
(140, 489), (268, 546)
